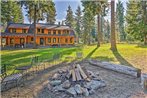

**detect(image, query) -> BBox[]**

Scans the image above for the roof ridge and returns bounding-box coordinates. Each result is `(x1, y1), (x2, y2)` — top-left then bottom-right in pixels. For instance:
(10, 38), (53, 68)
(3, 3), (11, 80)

(10, 23), (31, 25)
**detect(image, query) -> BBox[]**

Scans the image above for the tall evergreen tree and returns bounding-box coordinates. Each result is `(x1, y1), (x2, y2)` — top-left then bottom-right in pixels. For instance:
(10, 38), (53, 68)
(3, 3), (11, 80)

(105, 20), (110, 42)
(75, 6), (82, 43)
(82, 1), (108, 46)
(65, 5), (74, 28)
(82, 1), (95, 45)
(46, 1), (56, 24)
(1, 1), (23, 24)
(141, 1), (147, 44)
(116, 0), (126, 41)
(22, 0), (55, 48)
(110, 0), (117, 50)
(126, 0), (140, 42)
(125, 0), (147, 44)
(23, 1), (54, 23)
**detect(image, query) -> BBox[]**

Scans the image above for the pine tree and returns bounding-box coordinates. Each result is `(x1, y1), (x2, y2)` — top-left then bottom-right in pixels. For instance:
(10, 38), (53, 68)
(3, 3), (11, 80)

(126, 1), (140, 41)
(82, 1), (95, 45)
(126, 0), (147, 44)
(116, 0), (126, 41)
(75, 6), (82, 43)
(141, 1), (147, 44)
(1, 1), (23, 24)
(105, 20), (110, 42)
(22, 0), (55, 48)
(23, 1), (54, 23)
(46, 1), (56, 24)
(110, 0), (117, 50)
(65, 5), (74, 28)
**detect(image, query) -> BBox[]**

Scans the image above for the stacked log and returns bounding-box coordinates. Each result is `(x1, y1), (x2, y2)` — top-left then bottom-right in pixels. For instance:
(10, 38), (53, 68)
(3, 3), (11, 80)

(68, 64), (88, 82)
(48, 63), (106, 97)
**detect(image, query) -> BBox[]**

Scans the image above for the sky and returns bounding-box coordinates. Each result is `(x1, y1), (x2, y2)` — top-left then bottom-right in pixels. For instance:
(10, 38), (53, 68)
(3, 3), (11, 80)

(23, 0), (128, 24)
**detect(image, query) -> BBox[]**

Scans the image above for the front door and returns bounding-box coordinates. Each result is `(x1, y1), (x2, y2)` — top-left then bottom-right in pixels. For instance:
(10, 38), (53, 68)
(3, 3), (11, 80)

(20, 38), (24, 44)
(1, 38), (6, 47)
(40, 38), (44, 45)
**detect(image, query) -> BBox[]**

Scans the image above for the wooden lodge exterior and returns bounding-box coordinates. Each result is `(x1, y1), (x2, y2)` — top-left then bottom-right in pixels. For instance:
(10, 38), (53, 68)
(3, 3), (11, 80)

(0, 23), (75, 48)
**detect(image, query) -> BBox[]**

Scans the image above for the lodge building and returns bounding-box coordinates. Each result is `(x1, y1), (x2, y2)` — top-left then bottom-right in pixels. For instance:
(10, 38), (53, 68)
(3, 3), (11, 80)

(0, 23), (75, 48)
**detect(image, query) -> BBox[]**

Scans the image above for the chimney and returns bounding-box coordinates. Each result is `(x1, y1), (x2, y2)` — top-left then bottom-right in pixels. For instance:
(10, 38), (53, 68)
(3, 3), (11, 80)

(61, 21), (64, 25)
(58, 22), (60, 26)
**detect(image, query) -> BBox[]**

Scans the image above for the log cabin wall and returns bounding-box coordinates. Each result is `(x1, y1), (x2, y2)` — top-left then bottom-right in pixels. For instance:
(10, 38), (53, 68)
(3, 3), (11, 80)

(0, 23), (75, 48)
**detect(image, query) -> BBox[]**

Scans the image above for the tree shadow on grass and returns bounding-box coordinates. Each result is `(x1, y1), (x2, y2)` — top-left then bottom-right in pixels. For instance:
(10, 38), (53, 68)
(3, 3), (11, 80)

(85, 46), (98, 59)
(92, 56), (114, 62)
(112, 50), (133, 67)
(135, 44), (147, 48)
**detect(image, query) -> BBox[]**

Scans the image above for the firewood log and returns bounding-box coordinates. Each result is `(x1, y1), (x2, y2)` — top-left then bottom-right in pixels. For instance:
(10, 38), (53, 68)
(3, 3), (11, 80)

(75, 68), (82, 81)
(76, 64), (87, 79)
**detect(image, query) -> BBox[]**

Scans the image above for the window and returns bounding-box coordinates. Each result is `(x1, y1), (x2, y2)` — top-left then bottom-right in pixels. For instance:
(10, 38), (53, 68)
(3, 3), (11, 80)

(67, 30), (69, 35)
(37, 28), (40, 33)
(63, 30), (66, 35)
(48, 30), (51, 35)
(53, 38), (56, 43)
(20, 38), (24, 43)
(2, 38), (6, 43)
(22, 29), (27, 33)
(70, 38), (73, 43)
(10, 38), (14, 44)
(58, 38), (60, 43)
(58, 30), (61, 35)
(53, 30), (56, 35)
(48, 38), (51, 43)
(65, 38), (68, 43)
(41, 29), (44, 33)
(12, 28), (16, 33)
(31, 37), (34, 41)
(9, 29), (11, 33)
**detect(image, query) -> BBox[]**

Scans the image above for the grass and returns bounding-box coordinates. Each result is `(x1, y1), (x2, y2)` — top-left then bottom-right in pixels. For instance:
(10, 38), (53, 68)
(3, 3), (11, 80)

(1, 43), (147, 73)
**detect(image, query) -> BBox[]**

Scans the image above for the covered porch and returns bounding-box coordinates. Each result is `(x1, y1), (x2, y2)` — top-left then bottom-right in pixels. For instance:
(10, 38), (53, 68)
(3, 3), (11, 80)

(1, 33), (34, 49)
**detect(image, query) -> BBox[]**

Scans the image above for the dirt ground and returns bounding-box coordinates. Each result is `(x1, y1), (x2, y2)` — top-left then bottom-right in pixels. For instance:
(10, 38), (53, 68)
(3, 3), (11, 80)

(1, 60), (147, 98)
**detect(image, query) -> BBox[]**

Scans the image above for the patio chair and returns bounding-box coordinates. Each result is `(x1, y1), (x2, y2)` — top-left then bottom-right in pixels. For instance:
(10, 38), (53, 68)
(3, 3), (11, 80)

(31, 56), (40, 73)
(1, 64), (24, 93)
(15, 56), (36, 77)
(76, 52), (84, 62)
(35, 56), (46, 72)
(53, 53), (61, 65)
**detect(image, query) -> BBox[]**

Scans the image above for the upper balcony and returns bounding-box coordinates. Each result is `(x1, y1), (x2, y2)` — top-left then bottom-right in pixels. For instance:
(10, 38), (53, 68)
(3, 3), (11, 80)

(5, 23), (75, 37)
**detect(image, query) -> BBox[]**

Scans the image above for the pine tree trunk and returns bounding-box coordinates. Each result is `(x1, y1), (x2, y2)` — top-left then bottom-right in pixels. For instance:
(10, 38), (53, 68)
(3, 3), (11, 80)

(33, 4), (37, 49)
(144, 34), (147, 45)
(101, 16), (103, 42)
(97, 15), (101, 47)
(110, 0), (117, 50)
(143, 1), (147, 45)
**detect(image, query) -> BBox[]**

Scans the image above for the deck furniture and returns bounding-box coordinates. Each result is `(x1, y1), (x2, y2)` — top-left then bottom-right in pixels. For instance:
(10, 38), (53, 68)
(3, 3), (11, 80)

(53, 53), (61, 65)
(65, 56), (74, 63)
(76, 52), (83, 62)
(1, 64), (24, 93)
(15, 56), (36, 77)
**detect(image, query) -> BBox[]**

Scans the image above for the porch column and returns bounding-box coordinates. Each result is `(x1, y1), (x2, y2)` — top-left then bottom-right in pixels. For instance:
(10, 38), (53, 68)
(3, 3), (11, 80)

(14, 37), (15, 47)
(59, 37), (61, 47)
(7, 37), (10, 46)
(51, 37), (52, 46)
(44, 37), (46, 46)
(24, 37), (27, 48)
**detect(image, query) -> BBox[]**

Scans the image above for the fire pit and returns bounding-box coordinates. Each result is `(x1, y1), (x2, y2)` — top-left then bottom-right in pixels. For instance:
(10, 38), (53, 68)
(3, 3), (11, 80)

(48, 63), (106, 97)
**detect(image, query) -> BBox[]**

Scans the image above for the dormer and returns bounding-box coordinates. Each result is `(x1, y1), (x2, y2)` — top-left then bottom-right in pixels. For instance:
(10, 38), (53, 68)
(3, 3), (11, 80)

(7, 23), (30, 33)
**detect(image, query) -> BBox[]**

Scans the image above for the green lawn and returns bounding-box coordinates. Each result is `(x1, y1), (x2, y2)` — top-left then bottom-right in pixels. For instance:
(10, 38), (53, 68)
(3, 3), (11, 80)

(1, 43), (147, 73)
